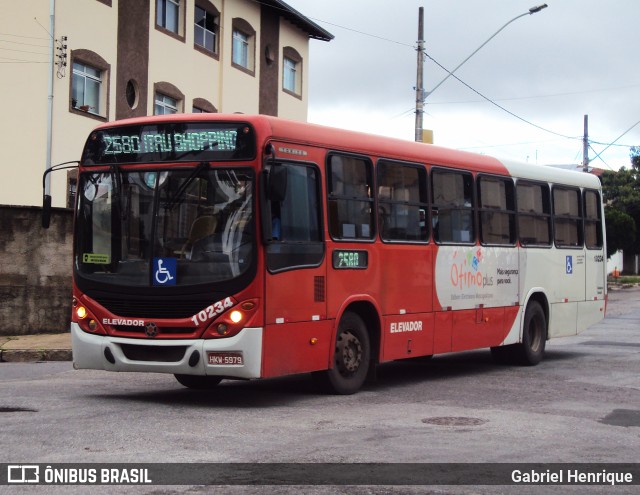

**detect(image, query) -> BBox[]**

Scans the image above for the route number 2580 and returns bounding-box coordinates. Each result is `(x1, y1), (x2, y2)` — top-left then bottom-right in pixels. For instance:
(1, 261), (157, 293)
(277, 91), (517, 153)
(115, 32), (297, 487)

(191, 297), (234, 326)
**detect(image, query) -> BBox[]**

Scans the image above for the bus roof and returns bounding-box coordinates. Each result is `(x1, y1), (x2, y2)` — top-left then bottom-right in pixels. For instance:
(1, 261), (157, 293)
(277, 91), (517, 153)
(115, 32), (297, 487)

(91, 113), (601, 190)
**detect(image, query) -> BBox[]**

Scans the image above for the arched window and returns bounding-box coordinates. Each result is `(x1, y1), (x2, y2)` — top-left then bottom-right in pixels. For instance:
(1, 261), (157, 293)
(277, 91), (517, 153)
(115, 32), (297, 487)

(192, 97), (217, 113)
(153, 81), (185, 114)
(282, 46), (303, 97)
(231, 18), (256, 76)
(194, 1), (220, 57)
(70, 49), (110, 120)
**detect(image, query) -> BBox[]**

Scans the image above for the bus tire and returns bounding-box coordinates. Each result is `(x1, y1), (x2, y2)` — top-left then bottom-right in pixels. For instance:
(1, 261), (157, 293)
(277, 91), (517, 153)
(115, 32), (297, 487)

(313, 311), (370, 395)
(516, 301), (547, 365)
(174, 374), (223, 389)
(491, 301), (546, 366)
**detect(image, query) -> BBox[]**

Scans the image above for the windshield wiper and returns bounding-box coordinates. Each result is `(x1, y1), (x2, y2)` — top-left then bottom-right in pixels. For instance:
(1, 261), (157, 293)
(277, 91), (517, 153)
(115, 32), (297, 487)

(109, 161), (127, 221)
(162, 162), (209, 211)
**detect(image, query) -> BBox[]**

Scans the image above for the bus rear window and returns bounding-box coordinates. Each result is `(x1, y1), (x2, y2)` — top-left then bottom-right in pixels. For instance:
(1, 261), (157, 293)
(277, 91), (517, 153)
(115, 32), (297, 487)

(81, 121), (256, 165)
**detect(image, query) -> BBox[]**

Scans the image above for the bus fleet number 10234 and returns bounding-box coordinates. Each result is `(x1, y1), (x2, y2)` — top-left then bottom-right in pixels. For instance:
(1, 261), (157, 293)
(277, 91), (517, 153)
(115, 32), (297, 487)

(192, 297), (234, 327)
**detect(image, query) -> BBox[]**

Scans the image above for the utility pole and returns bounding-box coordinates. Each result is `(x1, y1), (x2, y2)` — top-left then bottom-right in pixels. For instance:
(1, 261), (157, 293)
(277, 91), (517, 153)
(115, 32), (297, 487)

(45, 0), (56, 196)
(582, 114), (589, 172)
(414, 7), (424, 142)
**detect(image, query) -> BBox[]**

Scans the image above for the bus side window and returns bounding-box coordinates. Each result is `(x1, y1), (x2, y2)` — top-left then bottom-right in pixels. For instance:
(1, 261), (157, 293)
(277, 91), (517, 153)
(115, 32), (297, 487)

(553, 186), (583, 248)
(478, 176), (516, 245)
(583, 189), (603, 249)
(431, 169), (474, 244)
(327, 154), (375, 241)
(517, 181), (551, 247)
(376, 160), (429, 242)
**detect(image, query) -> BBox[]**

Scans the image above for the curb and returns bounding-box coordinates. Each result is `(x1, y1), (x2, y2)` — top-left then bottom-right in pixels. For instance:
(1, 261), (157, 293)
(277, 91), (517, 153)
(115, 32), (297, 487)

(0, 349), (72, 363)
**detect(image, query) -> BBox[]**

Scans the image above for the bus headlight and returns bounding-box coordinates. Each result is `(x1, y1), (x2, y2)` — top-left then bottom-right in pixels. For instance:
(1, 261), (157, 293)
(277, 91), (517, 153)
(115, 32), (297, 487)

(203, 299), (259, 339)
(72, 297), (106, 335)
(76, 306), (87, 319)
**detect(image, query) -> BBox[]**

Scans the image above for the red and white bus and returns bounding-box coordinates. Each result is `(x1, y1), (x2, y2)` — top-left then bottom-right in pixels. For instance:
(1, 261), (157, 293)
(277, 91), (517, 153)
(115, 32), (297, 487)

(46, 114), (607, 394)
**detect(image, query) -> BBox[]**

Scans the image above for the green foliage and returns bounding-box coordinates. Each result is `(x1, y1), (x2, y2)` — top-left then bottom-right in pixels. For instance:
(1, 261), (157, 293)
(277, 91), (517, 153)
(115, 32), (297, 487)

(601, 146), (640, 255)
(604, 208), (636, 258)
(631, 146), (640, 172)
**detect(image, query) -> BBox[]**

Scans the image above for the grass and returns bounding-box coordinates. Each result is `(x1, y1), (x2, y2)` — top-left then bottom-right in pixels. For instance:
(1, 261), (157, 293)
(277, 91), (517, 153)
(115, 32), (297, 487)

(608, 275), (640, 285)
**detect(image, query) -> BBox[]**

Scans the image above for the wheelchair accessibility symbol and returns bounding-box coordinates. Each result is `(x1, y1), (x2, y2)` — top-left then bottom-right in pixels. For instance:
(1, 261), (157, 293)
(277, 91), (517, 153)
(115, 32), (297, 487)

(153, 257), (177, 286)
(566, 255), (573, 275)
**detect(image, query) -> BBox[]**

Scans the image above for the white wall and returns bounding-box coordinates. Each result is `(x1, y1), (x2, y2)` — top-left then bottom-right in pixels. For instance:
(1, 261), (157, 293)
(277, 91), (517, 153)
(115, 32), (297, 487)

(278, 18), (309, 121)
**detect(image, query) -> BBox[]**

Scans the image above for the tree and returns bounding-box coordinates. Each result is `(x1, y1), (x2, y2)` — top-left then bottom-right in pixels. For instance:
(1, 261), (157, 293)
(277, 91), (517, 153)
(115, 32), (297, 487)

(604, 208), (636, 258)
(600, 146), (640, 256)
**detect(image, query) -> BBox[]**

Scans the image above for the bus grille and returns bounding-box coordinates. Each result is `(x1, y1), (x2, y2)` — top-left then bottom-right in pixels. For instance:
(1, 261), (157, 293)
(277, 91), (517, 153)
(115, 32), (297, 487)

(92, 296), (209, 319)
(113, 325), (195, 335)
(120, 344), (187, 362)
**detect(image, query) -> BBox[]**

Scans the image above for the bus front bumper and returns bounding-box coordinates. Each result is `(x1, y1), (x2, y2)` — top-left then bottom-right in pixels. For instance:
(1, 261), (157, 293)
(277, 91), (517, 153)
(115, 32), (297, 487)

(71, 323), (263, 379)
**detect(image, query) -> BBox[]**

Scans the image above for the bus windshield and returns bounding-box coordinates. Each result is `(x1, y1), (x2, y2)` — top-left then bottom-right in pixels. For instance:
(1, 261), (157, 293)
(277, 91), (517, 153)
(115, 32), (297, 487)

(75, 166), (254, 288)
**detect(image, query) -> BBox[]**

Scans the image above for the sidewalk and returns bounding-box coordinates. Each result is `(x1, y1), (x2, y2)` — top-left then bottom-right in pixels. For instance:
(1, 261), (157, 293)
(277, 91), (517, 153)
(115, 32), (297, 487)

(0, 333), (72, 363)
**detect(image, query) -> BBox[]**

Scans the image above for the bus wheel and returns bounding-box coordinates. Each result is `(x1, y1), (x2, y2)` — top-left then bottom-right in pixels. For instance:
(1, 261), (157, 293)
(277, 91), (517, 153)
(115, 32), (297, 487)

(517, 301), (547, 365)
(174, 374), (222, 389)
(491, 301), (546, 366)
(314, 311), (370, 395)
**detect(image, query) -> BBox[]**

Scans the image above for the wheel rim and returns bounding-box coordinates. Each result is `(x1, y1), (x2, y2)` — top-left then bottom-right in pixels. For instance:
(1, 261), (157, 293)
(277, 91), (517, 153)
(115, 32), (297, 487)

(335, 330), (363, 376)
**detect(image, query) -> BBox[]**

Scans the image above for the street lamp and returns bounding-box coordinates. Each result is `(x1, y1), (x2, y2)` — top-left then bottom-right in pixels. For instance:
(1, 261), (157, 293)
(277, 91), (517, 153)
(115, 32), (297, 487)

(415, 4), (548, 142)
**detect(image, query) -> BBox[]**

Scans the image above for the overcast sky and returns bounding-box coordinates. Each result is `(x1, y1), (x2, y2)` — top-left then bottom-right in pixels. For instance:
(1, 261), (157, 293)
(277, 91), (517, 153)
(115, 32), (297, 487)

(285, 0), (640, 171)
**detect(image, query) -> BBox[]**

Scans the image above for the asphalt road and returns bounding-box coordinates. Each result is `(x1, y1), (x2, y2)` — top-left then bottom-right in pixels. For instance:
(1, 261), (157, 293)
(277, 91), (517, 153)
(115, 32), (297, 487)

(1, 288), (639, 494)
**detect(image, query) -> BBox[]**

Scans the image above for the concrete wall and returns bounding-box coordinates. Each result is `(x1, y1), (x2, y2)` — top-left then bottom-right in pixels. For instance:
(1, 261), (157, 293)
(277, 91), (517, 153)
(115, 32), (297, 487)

(0, 206), (73, 336)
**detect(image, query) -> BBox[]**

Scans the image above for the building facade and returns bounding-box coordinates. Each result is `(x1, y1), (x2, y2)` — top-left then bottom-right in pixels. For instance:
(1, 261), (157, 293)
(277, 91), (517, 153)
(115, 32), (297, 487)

(0, 0), (332, 208)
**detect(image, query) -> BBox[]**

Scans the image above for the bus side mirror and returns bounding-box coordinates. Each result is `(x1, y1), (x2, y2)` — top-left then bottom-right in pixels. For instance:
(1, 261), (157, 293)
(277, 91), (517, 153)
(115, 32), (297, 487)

(42, 194), (52, 229)
(40, 161), (79, 229)
(267, 165), (287, 202)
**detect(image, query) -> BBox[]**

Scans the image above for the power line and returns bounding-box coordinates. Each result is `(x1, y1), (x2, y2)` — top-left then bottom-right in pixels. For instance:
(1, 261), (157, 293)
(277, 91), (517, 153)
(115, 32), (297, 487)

(423, 52), (580, 141)
(588, 144), (615, 171)
(0, 38), (49, 48)
(33, 16), (54, 39)
(427, 82), (640, 105)
(249, 0), (414, 48)
(589, 119), (640, 165)
(459, 137), (566, 150)
(265, 0), (636, 160)
(589, 139), (638, 148)
(0, 32), (48, 40)
(0, 60), (48, 64)
(0, 46), (48, 56)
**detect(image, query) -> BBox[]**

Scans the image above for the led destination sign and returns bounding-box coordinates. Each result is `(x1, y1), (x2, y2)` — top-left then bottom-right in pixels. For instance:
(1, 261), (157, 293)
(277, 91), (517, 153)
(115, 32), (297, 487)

(332, 250), (368, 270)
(82, 122), (256, 165)
(103, 130), (236, 155)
